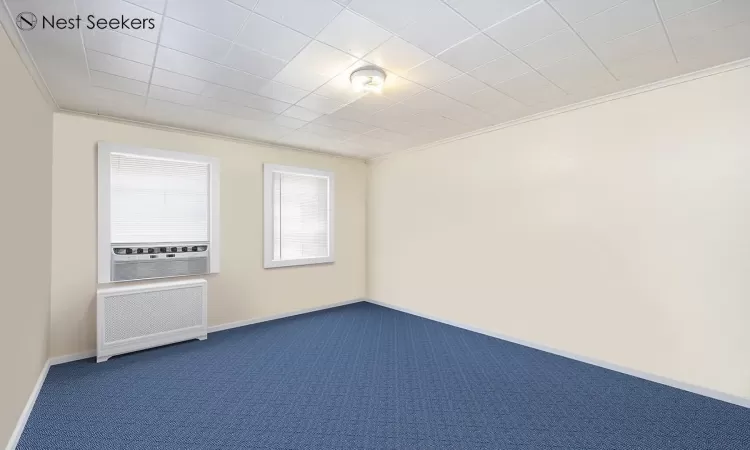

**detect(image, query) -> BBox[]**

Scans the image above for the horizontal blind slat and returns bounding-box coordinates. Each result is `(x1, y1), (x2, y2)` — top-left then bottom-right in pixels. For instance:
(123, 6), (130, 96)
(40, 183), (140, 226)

(110, 153), (209, 244)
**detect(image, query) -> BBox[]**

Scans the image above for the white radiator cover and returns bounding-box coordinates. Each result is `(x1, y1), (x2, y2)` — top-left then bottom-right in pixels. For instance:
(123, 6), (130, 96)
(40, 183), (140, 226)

(97, 279), (207, 362)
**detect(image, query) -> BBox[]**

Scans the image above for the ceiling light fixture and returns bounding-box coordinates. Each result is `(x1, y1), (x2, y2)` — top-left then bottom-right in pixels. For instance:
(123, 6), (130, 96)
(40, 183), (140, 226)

(350, 66), (386, 94)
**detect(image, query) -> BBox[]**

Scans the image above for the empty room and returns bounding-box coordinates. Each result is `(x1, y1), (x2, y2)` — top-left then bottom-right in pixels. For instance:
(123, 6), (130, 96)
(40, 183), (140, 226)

(2, 0), (750, 448)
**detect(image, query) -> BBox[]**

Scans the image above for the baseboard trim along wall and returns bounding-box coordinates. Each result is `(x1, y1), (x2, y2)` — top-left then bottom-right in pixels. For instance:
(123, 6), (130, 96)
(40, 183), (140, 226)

(206, 298), (365, 334)
(6, 361), (50, 450)
(365, 299), (750, 409)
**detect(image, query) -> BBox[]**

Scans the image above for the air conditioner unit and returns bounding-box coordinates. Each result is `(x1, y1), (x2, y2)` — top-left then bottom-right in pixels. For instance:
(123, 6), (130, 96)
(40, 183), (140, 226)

(110, 243), (210, 282)
(97, 279), (207, 363)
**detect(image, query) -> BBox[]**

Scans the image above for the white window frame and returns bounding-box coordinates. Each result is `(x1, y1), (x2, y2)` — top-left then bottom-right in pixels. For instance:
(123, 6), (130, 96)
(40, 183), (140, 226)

(263, 164), (335, 269)
(97, 142), (221, 283)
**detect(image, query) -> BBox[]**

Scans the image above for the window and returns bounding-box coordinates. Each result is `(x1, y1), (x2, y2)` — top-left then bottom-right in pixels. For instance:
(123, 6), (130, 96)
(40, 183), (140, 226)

(264, 164), (334, 268)
(98, 142), (220, 283)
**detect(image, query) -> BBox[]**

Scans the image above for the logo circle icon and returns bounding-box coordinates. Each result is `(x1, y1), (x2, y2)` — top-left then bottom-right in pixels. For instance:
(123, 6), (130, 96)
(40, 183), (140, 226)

(16, 12), (37, 30)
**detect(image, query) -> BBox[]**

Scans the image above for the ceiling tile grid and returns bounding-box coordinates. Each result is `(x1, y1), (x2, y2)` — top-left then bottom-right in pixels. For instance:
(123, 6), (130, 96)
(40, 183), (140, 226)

(5, 0), (750, 158)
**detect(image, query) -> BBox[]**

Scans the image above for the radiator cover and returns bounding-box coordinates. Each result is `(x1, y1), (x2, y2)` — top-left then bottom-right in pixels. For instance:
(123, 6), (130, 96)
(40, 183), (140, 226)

(96, 279), (207, 362)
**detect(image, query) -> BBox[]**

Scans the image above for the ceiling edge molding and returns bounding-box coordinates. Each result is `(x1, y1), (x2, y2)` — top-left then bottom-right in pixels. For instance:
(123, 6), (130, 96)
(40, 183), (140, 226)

(0, 3), (59, 110)
(369, 56), (750, 165)
(56, 110), (369, 162)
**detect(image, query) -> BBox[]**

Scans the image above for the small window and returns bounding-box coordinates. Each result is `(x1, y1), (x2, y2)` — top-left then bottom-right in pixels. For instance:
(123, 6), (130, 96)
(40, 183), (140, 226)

(98, 142), (220, 283)
(264, 164), (334, 268)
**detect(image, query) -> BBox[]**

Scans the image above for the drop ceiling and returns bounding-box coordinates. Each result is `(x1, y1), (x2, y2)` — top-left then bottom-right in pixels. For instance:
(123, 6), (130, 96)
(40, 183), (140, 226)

(4, 0), (750, 159)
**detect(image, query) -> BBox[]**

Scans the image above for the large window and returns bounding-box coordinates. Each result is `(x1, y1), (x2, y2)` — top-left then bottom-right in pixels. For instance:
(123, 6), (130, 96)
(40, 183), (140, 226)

(264, 164), (334, 268)
(98, 142), (220, 283)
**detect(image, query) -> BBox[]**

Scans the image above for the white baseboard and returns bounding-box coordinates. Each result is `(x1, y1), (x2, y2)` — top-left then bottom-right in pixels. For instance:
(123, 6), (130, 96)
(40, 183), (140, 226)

(365, 299), (750, 409)
(48, 351), (96, 366)
(5, 361), (50, 450)
(48, 299), (366, 366)
(207, 298), (365, 333)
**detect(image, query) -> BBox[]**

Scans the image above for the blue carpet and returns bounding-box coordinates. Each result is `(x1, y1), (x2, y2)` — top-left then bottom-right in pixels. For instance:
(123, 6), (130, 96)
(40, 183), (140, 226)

(19, 302), (750, 449)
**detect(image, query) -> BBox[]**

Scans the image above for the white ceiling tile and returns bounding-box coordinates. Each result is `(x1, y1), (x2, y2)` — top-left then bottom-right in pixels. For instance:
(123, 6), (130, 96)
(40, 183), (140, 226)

(437, 34), (509, 72)
(575, 0), (659, 44)
(92, 87), (147, 117)
(82, 29), (157, 65)
(282, 105), (324, 121)
(149, 85), (200, 106)
(77, 0), (162, 43)
(548, 0), (628, 24)
(405, 58), (462, 88)
(364, 38), (432, 75)
(605, 46), (680, 83)
(313, 115), (375, 133)
(665, 0), (750, 42)
(656, 0), (718, 20)
(327, 104), (376, 123)
(279, 131), (343, 150)
(398, 3), (477, 55)
(87, 50), (152, 82)
(273, 67), (332, 91)
(514, 29), (589, 69)
(228, 0), (260, 10)
(437, 102), (496, 127)
(317, 10), (393, 58)
(495, 71), (569, 106)
(197, 96), (276, 120)
(272, 115), (308, 129)
(165, 0), (249, 40)
(90, 70), (149, 96)
(364, 128), (411, 144)
(223, 45), (287, 79)
(203, 84), (292, 113)
(589, 24), (670, 63)
(449, 0), (539, 30)
(343, 95), (395, 116)
(485, 1), (568, 50)
(470, 54), (532, 89)
(235, 13), (311, 61)
(258, 80), (311, 103)
(400, 89), (458, 111)
(460, 87), (526, 113)
(160, 18), (232, 63)
(207, 65), (269, 94)
(301, 123), (360, 140)
(155, 46), (219, 81)
(150, 68), (207, 94)
(538, 50), (615, 93)
(433, 74), (488, 100)
(297, 93), (348, 114)
(375, 73), (423, 102)
(254, 0), (343, 36)
(275, 41), (358, 91)
(671, 18), (750, 69)
(348, 0), (443, 32)
(125, 0), (166, 13)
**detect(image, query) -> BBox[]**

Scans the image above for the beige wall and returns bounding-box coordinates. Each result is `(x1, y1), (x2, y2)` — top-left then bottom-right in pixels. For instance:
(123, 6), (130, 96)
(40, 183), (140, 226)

(51, 113), (367, 358)
(368, 66), (750, 399)
(0, 25), (53, 447)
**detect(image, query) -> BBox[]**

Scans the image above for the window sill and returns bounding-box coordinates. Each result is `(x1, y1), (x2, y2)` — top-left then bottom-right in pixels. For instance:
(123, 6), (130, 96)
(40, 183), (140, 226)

(264, 256), (334, 269)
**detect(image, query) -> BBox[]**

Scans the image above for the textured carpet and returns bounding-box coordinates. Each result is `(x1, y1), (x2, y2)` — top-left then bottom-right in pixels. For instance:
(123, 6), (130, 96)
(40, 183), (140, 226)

(19, 302), (750, 449)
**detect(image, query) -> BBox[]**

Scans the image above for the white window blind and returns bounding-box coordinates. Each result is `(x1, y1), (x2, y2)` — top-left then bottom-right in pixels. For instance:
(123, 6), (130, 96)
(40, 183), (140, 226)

(110, 153), (209, 244)
(264, 164), (333, 268)
(273, 171), (329, 260)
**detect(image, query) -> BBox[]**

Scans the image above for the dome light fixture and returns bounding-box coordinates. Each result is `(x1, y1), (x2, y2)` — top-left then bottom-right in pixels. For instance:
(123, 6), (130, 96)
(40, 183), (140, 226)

(350, 66), (387, 94)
